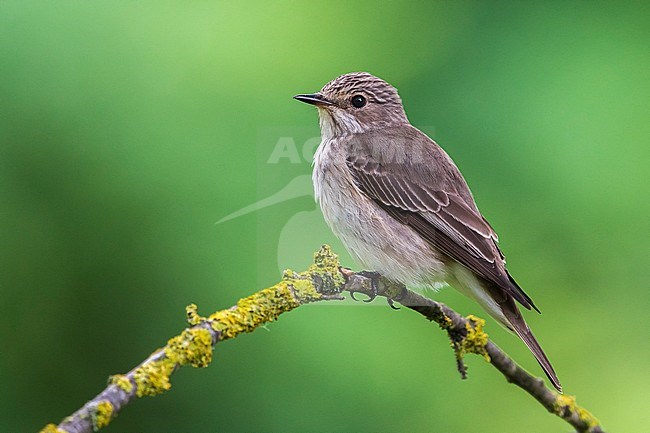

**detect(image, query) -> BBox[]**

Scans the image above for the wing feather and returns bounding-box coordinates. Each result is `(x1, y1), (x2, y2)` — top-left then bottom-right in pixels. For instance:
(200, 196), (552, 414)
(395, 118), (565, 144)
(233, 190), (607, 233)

(346, 146), (537, 311)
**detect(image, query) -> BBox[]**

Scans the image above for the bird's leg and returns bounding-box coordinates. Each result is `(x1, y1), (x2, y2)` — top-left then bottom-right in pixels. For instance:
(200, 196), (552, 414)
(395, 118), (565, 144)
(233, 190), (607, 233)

(339, 268), (380, 302)
(339, 268), (408, 309)
(358, 271), (409, 310)
(357, 271), (381, 302)
(386, 284), (408, 310)
(338, 267), (361, 301)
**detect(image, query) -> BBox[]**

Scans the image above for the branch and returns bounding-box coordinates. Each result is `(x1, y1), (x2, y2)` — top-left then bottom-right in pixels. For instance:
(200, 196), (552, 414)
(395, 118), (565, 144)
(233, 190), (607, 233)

(40, 246), (603, 433)
(347, 272), (604, 433)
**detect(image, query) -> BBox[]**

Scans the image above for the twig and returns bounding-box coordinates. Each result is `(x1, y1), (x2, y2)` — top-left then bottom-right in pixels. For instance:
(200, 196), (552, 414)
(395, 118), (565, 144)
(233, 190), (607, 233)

(39, 245), (603, 433)
(346, 272), (603, 433)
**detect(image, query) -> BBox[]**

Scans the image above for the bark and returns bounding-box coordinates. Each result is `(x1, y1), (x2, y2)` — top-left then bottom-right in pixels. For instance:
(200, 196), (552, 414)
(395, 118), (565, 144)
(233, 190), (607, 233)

(40, 246), (603, 433)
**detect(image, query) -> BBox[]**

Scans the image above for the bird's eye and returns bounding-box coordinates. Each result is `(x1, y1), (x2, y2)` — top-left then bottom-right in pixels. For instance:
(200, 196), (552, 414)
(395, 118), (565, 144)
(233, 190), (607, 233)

(351, 95), (367, 108)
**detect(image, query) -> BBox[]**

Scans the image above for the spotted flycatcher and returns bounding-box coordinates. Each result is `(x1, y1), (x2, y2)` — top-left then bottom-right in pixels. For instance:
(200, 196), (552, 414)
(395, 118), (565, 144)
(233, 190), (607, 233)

(294, 72), (561, 392)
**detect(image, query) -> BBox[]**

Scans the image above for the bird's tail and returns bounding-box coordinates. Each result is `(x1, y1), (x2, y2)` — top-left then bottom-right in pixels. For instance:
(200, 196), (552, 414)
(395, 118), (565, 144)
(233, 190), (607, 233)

(486, 284), (562, 393)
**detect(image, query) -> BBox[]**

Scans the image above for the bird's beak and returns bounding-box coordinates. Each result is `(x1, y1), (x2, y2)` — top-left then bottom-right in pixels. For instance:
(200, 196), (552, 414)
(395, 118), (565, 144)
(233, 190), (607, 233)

(293, 93), (334, 107)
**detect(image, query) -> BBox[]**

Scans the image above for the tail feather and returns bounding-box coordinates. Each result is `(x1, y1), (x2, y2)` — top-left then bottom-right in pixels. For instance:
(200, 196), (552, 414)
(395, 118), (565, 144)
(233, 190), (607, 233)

(512, 321), (562, 393)
(449, 265), (562, 392)
(491, 286), (562, 393)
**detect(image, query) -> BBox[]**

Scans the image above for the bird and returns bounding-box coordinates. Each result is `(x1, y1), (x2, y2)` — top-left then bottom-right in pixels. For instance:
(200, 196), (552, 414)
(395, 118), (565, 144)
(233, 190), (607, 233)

(293, 72), (562, 392)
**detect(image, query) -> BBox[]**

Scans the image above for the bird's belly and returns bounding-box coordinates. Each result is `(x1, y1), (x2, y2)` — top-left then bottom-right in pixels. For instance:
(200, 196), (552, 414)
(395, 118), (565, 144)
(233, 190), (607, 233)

(315, 166), (446, 288)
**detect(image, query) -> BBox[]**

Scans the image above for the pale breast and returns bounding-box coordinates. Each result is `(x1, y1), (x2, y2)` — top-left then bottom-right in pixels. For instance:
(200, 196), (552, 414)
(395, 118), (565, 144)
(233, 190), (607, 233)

(312, 136), (447, 288)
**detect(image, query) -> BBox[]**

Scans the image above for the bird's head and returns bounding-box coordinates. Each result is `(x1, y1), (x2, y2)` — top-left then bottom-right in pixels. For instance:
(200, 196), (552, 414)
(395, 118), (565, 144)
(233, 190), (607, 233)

(294, 72), (408, 137)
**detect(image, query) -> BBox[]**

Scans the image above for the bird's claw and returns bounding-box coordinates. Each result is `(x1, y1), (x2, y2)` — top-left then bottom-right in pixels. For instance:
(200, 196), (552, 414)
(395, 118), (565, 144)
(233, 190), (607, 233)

(387, 297), (400, 310)
(387, 284), (408, 310)
(358, 271), (380, 303)
(363, 290), (377, 303)
(340, 269), (406, 309)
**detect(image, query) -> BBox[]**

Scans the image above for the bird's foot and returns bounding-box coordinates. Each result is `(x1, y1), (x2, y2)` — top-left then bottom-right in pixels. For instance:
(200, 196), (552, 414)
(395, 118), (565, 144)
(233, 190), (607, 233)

(339, 268), (407, 309)
(358, 271), (381, 302)
(386, 284), (408, 310)
(339, 268), (380, 302)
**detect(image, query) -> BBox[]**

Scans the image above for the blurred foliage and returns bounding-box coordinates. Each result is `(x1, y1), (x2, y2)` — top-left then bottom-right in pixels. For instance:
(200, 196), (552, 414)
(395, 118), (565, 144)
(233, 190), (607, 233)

(1, 1), (648, 432)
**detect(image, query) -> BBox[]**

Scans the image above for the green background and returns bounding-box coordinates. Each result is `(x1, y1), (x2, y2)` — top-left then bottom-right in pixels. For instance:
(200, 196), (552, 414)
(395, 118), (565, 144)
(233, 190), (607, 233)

(1, 2), (648, 432)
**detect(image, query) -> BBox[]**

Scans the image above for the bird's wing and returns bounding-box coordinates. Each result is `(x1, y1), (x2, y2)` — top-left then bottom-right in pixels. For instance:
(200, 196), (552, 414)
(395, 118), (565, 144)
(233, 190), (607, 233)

(346, 128), (537, 311)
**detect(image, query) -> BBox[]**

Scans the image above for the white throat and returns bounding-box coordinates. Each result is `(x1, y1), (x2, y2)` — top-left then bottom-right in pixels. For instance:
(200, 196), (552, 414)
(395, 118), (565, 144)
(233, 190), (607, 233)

(317, 107), (365, 140)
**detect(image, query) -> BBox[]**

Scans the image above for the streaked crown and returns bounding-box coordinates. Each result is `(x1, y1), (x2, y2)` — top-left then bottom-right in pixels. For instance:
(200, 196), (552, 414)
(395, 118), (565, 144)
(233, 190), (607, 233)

(321, 72), (403, 107)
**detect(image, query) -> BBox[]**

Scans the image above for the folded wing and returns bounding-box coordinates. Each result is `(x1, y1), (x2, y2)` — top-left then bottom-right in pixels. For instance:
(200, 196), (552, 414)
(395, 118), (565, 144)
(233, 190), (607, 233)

(347, 148), (538, 312)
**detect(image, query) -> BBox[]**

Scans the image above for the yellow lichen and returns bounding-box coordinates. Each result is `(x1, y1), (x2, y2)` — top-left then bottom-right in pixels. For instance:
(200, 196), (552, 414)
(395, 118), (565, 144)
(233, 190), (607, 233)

(91, 400), (114, 430)
(208, 245), (343, 340)
(209, 281), (301, 339)
(109, 374), (133, 394)
(132, 328), (213, 397)
(454, 315), (490, 362)
(308, 245), (345, 295)
(166, 328), (213, 368)
(554, 394), (601, 429)
(434, 311), (453, 330)
(186, 303), (203, 326)
(38, 424), (65, 433)
(208, 265), (327, 340)
(133, 246), (343, 399)
(133, 357), (175, 397)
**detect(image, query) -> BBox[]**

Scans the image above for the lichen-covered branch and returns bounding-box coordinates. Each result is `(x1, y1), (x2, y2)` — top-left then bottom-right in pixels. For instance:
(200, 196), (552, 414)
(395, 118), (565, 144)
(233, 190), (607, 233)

(40, 246), (603, 433)
(370, 280), (604, 433)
